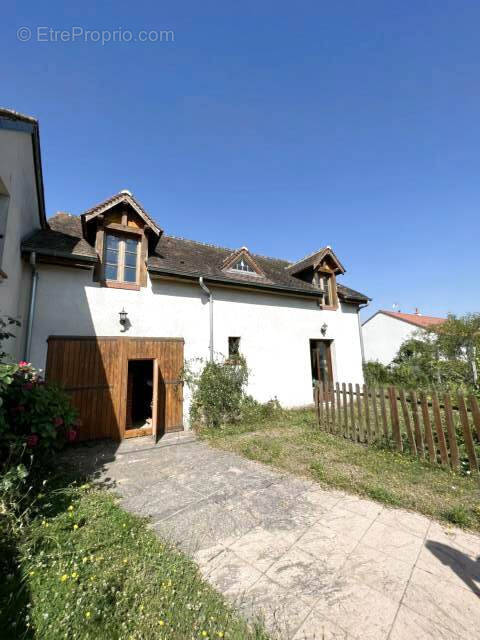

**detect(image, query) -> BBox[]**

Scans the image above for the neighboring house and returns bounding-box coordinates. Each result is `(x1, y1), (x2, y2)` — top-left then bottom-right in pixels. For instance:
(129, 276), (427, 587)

(0, 108), (47, 361)
(4, 108), (369, 441)
(362, 310), (446, 365)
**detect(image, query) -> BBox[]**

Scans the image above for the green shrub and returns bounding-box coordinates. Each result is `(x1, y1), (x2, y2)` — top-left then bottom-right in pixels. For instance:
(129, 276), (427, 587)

(185, 356), (249, 428)
(0, 363), (79, 470)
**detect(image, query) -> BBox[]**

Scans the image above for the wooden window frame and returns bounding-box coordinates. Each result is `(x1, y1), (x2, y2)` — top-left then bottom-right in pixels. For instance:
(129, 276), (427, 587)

(103, 231), (141, 290)
(315, 266), (338, 310)
(94, 209), (148, 290)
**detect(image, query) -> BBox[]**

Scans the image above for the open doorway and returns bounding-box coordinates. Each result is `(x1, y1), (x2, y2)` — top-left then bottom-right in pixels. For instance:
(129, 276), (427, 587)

(126, 359), (153, 437)
(309, 340), (333, 388)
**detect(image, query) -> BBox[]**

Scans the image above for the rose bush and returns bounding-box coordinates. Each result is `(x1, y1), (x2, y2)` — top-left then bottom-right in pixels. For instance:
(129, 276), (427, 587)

(0, 362), (79, 469)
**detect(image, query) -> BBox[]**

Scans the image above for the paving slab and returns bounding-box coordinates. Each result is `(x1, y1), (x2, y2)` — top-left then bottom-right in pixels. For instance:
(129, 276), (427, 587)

(64, 433), (480, 639)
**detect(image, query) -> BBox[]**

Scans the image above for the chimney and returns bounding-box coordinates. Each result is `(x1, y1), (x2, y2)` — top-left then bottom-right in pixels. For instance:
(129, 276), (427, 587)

(415, 308), (420, 315)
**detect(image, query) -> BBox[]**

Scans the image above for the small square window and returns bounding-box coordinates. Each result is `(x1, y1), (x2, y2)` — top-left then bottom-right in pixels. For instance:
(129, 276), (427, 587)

(228, 337), (241, 359)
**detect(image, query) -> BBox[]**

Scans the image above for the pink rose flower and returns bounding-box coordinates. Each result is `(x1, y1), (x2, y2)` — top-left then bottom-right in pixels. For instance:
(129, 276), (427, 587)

(67, 430), (77, 442)
(18, 361), (29, 367)
(26, 434), (39, 447)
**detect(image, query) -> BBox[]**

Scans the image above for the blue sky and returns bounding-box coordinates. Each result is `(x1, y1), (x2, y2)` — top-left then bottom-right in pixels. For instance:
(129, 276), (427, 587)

(2, 1), (479, 319)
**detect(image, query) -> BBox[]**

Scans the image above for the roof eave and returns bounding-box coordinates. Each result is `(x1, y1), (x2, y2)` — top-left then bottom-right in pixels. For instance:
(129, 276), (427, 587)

(21, 246), (97, 264)
(148, 264), (368, 303)
(0, 109), (47, 229)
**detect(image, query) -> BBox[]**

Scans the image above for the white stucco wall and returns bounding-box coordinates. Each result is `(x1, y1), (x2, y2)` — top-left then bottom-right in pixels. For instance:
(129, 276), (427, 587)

(362, 313), (421, 365)
(30, 265), (364, 425)
(0, 127), (41, 360)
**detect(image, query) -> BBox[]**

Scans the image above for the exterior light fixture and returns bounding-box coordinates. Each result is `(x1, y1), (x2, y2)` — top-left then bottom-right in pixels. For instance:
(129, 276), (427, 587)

(119, 308), (128, 330)
(321, 323), (328, 336)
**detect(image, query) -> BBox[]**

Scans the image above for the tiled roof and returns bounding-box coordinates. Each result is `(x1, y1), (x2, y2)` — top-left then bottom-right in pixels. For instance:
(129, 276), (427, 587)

(22, 213), (97, 261)
(381, 311), (446, 328)
(22, 213), (369, 303)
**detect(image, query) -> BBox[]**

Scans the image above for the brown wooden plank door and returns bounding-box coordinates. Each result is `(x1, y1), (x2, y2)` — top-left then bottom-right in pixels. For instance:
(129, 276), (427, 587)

(45, 337), (120, 441)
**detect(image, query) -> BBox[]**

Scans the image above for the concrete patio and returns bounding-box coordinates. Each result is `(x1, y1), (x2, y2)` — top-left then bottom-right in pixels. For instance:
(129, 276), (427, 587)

(67, 433), (480, 640)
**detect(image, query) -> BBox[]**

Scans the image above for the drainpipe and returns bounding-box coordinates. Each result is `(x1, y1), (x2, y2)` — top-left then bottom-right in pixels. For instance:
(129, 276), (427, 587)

(24, 251), (38, 362)
(199, 277), (214, 362)
(357, 302), (369, 365)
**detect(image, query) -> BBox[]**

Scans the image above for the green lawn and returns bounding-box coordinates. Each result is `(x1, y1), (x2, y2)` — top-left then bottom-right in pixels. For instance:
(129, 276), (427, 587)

(201, 408), (480, 531)
(1, 480), (268, 640)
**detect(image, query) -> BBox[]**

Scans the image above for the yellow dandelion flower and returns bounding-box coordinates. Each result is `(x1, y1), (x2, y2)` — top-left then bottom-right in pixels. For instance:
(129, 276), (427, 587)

(217, 633), (224, 638)
(202, 632), (208, 638)
(85, 611), (91, 619)
(60, 574), (68, 582)
(68, 505), (74, 511)
(29, 570), (35, 576)
(71, 572), (78, 579)
(73, 524), (78, 530)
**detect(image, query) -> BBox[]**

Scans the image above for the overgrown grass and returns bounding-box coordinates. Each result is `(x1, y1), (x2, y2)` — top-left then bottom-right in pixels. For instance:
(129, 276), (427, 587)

(201, 408), (480, 531)
(1, 480), (268, 640)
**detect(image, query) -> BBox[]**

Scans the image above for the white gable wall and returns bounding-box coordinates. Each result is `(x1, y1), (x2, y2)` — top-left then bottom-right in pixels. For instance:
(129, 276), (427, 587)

(362, 313), (421, 365)
(0, 127), (42, 360)
(30, 264), (364, 425)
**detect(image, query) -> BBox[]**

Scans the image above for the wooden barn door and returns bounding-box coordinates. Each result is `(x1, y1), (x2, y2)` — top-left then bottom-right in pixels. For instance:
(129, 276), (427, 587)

(45, 337), (122, 440)
(46, 336), (184, 441)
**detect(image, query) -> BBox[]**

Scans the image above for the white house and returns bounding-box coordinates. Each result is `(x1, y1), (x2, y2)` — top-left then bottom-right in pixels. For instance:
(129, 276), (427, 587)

(362, 310), (446, 365)
(0, 108), (47, 361)
(4, 108), (370, 441)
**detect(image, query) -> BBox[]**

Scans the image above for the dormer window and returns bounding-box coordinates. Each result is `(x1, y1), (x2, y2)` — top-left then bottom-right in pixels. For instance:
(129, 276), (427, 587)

(318, 272), (333, 306)
(232, 258), (255, 273)
(104, 233), (140, 284)
(222, 247), (267, 279)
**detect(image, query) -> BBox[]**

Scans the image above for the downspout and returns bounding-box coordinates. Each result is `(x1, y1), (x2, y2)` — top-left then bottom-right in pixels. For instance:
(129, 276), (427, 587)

(199, 277), (214, 362)
(24, 251), (38, 362)
(357, 302), (369, 365)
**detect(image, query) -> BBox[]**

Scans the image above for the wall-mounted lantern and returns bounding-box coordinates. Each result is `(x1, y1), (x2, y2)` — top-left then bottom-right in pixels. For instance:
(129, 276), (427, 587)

(119, 308), (128, 331)
(321, 322), (328, 336)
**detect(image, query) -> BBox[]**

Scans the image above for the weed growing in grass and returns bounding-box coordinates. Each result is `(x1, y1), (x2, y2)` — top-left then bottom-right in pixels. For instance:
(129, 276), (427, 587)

(442, 505), (473, 528)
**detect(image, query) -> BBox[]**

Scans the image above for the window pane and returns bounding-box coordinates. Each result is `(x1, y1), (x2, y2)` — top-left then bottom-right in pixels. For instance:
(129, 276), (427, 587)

(125, 251), (137, 267)
(124, 266), (137, 282)
(106, 249), (119, 264)
(106, 234), (120, 249)
(125, 237), (138, 253)
(105, 264), (118, 280)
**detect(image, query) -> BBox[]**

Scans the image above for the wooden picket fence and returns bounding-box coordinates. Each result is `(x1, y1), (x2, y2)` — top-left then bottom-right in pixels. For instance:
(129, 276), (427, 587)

(314, 382), (480, 473)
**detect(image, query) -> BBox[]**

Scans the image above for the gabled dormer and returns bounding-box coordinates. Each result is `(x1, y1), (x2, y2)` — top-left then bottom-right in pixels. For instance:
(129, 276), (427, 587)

(221, 246), (267, 279)
(82, 190), (161, 290)
(286, 246), (345, 310)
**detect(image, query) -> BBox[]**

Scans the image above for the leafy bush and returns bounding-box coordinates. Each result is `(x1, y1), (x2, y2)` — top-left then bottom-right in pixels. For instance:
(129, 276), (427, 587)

(0, 362), (79, 471)
(185, 356), (249, 428)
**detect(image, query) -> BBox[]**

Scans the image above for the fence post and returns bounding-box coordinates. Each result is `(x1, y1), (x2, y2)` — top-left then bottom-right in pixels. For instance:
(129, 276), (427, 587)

(371, 386), (379, 442)
(355, 383), (364, 442)
(399, 389), (416, 456)
(379, 387), (389, 442)
(458, 392), (479, 473)
(348, 383), (355, 441)
(468, 394), (480, 441)
(409, 390), (424, 457)
(324, 381), (330, 433)
(431, 391), (449, 467)
(443, 393), (460, 471)
(342, 383), (348, 438)
(389, 386), (403, 452)
(317, 383), (324, 428)
(336, 382), (341, 435)
(420, 392), (436, 464)
(363, 384), (371, 443)
(330, 382), (336, 434)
